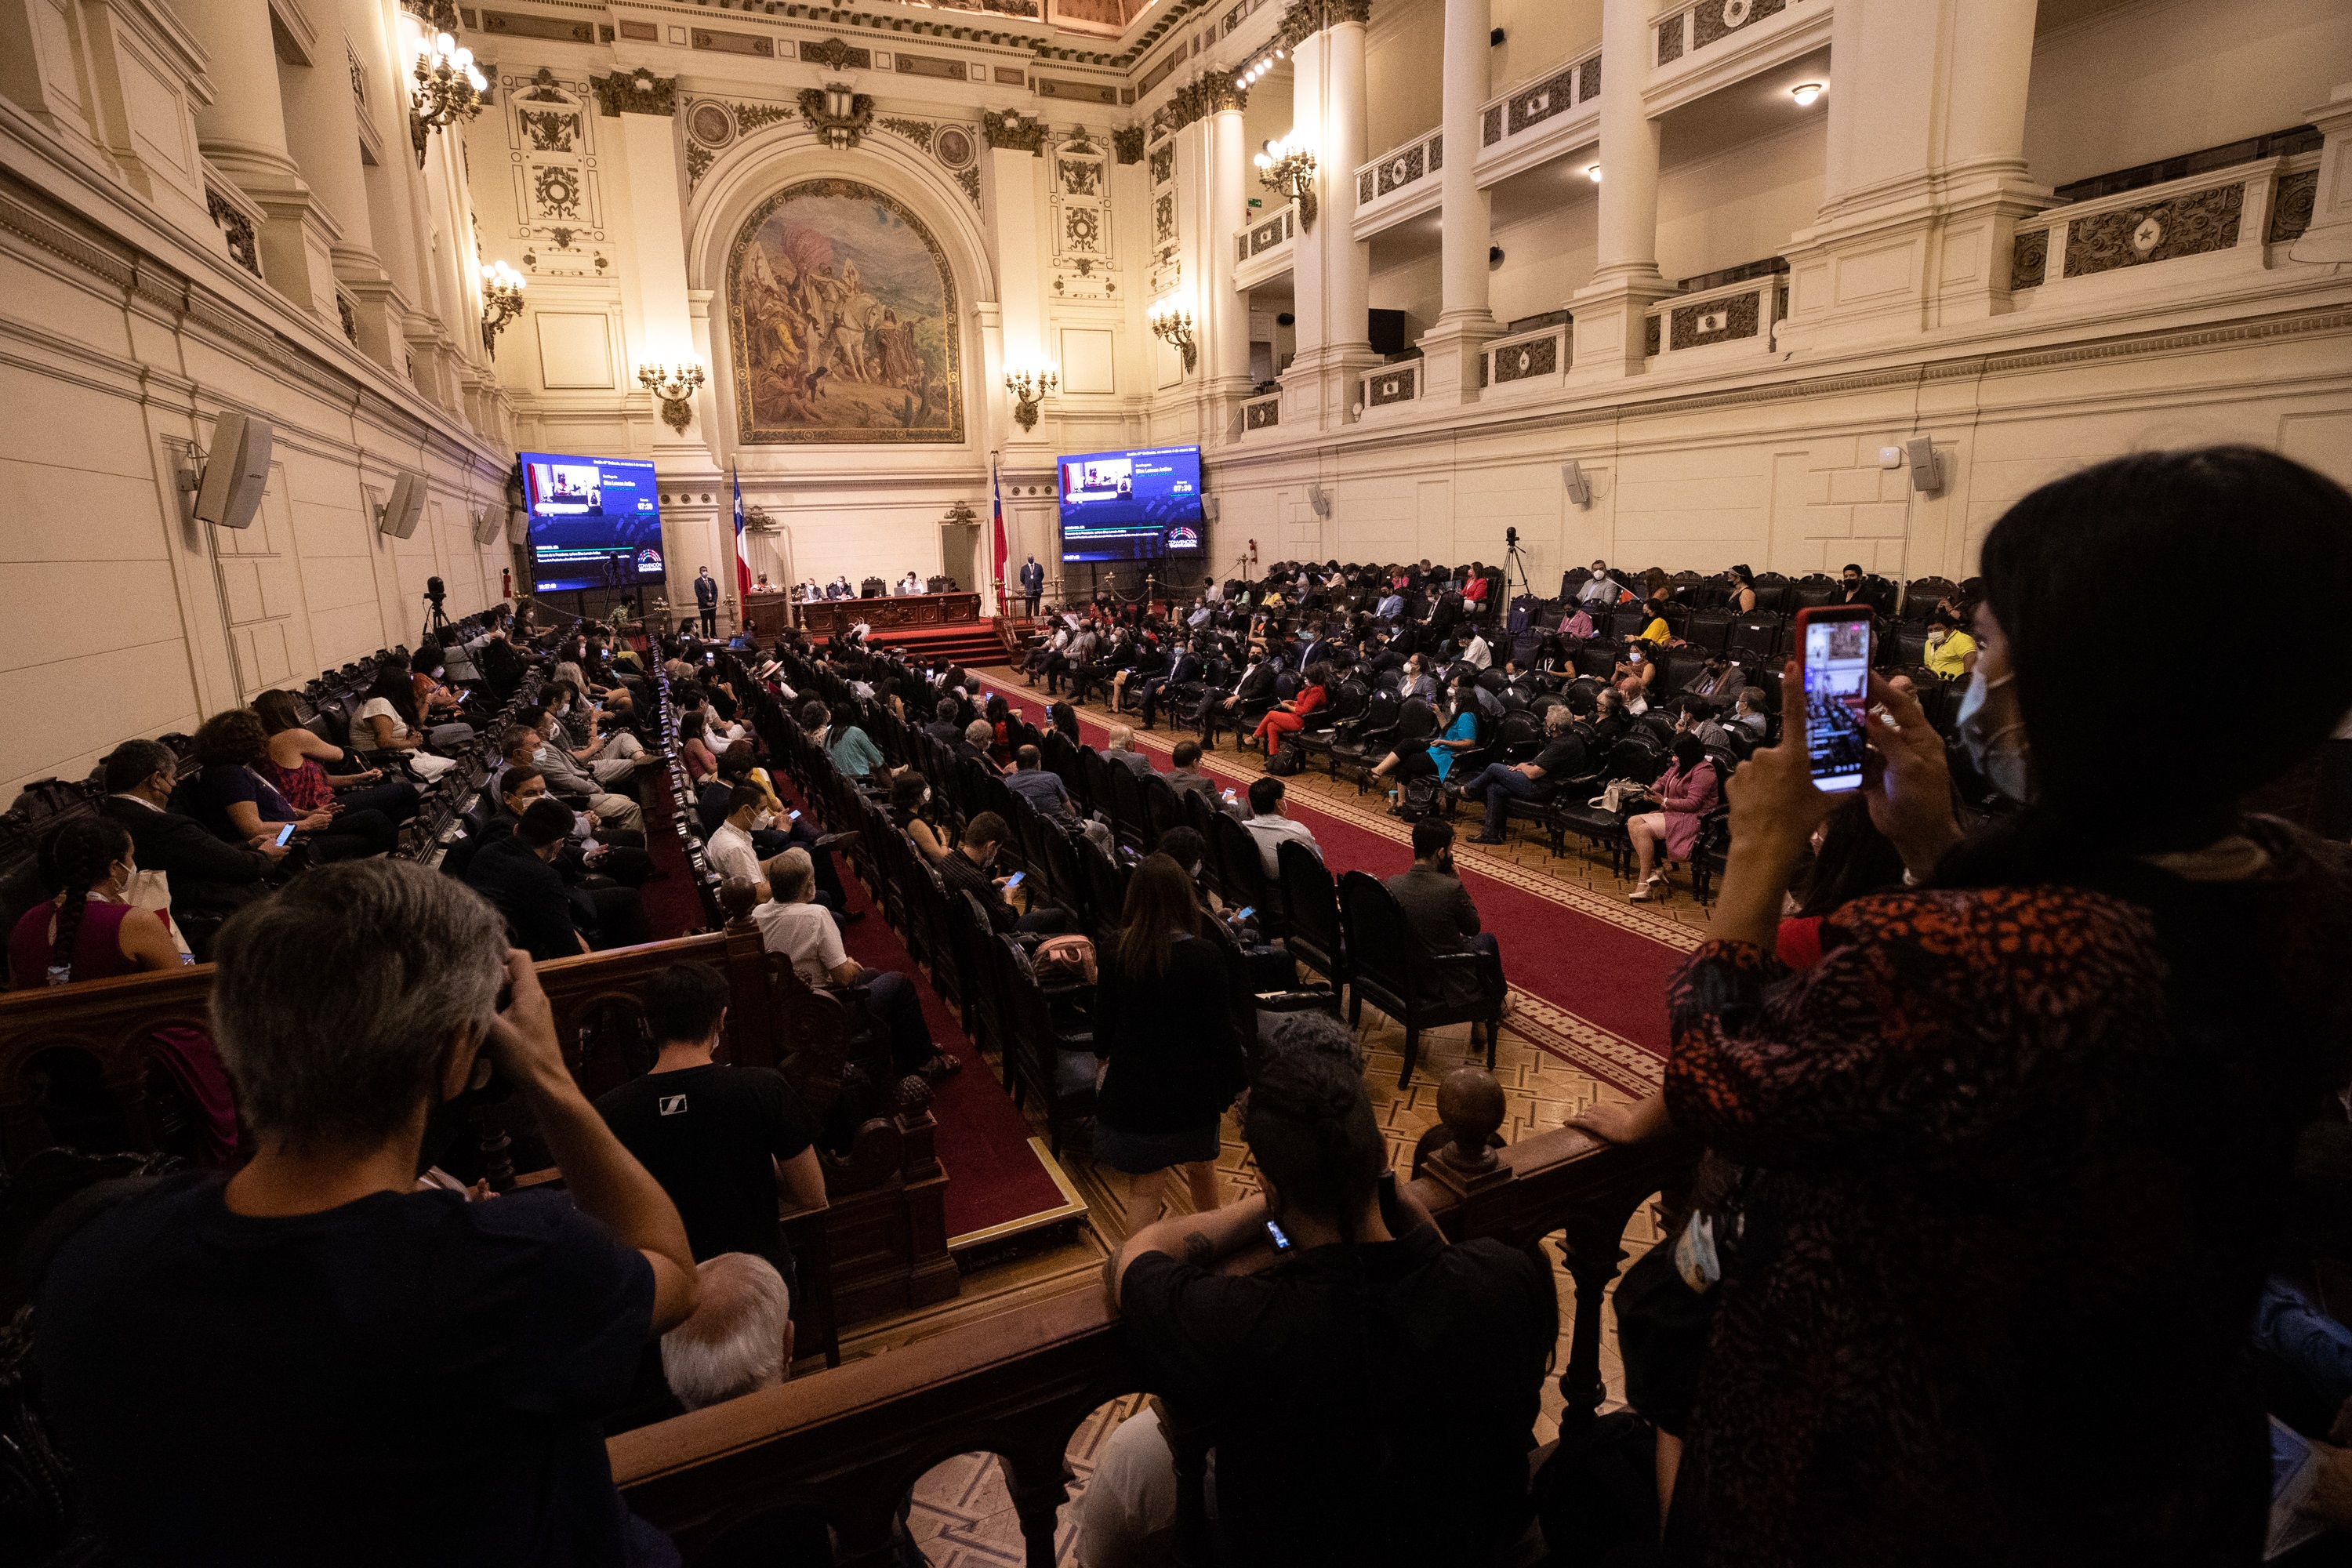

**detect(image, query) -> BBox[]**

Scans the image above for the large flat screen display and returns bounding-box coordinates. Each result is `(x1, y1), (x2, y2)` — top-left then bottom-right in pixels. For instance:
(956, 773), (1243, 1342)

(1058, 445), (1205, 562)
(520, 452), (664, 593)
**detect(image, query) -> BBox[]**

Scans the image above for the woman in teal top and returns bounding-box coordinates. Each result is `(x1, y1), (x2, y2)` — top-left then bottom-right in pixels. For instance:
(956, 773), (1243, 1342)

(825, 702), (887, 780)
(1384, 699), (1480, 808)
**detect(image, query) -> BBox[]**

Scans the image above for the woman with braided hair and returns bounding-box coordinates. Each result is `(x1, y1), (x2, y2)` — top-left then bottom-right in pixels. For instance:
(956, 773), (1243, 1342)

(1106, 1051), (1557, 1567)
(9, 817), (181, 988)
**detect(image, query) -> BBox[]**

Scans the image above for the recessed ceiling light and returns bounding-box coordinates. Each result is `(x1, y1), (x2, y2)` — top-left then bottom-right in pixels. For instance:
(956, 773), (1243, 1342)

(1791, 82), (1823, 107)
(1586, 164), (1602, 182)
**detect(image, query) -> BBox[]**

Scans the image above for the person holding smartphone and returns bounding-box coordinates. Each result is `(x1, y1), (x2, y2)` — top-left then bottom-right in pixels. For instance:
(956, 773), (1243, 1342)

(1626, 732), (1721, 902)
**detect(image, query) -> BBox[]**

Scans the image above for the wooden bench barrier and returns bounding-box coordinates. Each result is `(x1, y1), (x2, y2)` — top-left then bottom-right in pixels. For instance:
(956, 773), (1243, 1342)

(611, 1070), (1697, 1567)
(0, 884), (957, 1328)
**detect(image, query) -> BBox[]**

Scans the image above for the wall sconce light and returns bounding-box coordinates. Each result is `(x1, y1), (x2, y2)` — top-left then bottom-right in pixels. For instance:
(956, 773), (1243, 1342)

(637, 361), (706, 432)
(412, 31), (487, 130)
(479, 260), (524, 355)
(1254, 134), (1319, 233)
(1004, 367), (1058, 432)
(1586, 164), (1602, 183)
(1790, 82), (1824, 107)
(1149, 303), (1198, 373)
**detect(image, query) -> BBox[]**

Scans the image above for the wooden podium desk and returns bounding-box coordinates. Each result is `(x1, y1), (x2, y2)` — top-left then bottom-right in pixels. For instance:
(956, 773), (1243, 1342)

(793, 592), (981, 637)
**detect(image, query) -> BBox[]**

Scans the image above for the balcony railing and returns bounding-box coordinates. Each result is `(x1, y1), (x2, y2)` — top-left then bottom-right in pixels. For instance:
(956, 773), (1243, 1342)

(1233, 199), (1299, 290)
(1357, 358), (1421, 416)
(1479, 314), (1570, 394)
(2009, 150), (2320, 298)
(1240, 390), (1283, 434)
(1653, 0), (1820, 69)
(1644, 260), (1789, 360)
(1354, 125), (1443, 238)
(1476, 45), (1602, 183)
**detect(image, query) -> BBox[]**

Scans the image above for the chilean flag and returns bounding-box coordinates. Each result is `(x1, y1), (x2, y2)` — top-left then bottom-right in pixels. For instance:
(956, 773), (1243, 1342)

(731, 468), (752, 603)
(989, 460), (1009, 611)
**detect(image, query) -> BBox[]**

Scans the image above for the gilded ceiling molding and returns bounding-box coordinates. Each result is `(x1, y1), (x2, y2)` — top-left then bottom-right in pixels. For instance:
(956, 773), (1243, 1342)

(591, 71), (677, 118)
(983, 108), (1049, 154)
(799, 37), (868, 71)
(1154, 75), (1247, 137)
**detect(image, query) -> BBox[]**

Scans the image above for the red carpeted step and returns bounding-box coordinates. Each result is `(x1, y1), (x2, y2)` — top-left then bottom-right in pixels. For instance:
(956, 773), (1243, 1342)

(637, 773), (710, 939)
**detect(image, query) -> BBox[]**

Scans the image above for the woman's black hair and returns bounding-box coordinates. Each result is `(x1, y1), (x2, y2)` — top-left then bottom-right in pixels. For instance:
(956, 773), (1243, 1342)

(1950, 447), (2352, 872)
(1670, 732), (1707, 771)
(38, 816), (132, 982)
(1050, 702), (1080, 743)
(1794, 793), (1907, 920)
(363, 659), (420, 728)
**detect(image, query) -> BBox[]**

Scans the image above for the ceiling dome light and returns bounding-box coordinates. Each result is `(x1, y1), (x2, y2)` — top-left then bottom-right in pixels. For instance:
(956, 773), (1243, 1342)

(1586, 164), (1602, 182)
(1791, 82), (1823, 107)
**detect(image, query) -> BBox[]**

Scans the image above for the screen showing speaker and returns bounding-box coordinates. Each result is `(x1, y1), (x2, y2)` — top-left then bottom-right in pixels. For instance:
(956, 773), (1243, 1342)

(519, 452), (665, 593)
(1057, 444), (1205, 562)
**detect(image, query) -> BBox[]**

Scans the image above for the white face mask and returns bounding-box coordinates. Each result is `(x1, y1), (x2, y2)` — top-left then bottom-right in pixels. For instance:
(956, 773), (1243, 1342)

(1954, 670), (2029, 800)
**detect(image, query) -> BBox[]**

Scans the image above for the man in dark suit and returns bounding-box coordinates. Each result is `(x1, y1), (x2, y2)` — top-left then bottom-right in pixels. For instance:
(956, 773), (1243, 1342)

(694, 567), (720, 636)
(465, 797), (590, 960)
(1136, 642), (1202, 730)
(1382, 817), (1501, 1011)
(100, 739), (280, 946)
(1019, 555), (1045, 617)
(1196, 652), (1276, 750)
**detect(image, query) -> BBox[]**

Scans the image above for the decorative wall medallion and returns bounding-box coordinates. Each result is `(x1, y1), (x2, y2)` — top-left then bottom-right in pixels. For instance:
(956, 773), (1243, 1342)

(1722, 0), (1751, 26)
(1368, 368), (1414, 407)
(1693, 0), (1780, 49)
(1374, 142), (1425, 198)
(1668, 290), (1759, 349)
(935, 125), (975, 169)
(1506, 64), (1581, 136)
(1149, 143), (1174, 184)
(1494, 335), (1557, 383)
(688, 103), (735, 146)
(1061, 154), (1102, 195)
(2011, 227), (2047, 288)
(2130, 216), (2163, 255)
(1065, 207), (1101, 249)
(533, 165), (582, 220)
(727, 178), (963, 445)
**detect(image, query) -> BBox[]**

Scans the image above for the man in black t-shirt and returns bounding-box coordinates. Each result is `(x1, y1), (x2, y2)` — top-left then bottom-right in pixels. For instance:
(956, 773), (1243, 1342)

(1461, 691), (1595, 844)
(34, 861), (701, 1567)
(1105, 1053), (1556, 1568)
(595, 961), (825, 1287)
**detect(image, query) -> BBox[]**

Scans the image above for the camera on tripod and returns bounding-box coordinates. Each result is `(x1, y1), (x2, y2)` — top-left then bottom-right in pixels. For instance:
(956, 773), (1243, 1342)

(1505, 527), (1519, 547)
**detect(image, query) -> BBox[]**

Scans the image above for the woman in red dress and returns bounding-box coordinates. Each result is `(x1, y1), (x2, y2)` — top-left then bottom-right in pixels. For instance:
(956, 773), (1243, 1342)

(1244, 662), (1332, 754)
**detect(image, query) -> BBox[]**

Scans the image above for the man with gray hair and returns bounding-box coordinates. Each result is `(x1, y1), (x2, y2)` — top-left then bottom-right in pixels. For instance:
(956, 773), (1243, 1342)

(960, 718), (1001, 774)
(753, 848), (951, 1081)
(34, 861), (701, 1563)
(661, 1252), (794, 1410)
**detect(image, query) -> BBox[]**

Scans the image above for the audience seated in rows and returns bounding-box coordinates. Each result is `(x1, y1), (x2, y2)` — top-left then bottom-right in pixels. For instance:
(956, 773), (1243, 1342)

(753, 848), (952, 1080)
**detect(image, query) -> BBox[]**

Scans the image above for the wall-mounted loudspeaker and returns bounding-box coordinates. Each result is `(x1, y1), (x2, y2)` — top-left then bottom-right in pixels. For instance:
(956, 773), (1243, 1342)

(1562, 459), (1592, 507)
(377, 470), (427, 539)
(506, 506), (530, 545)
(1906, 436), (1944, 493)
(193, 410), (274, 529)
(1200, 495), (1221, 523)
(470, 506), (503, 546)
(1306, 484), (1332, 519)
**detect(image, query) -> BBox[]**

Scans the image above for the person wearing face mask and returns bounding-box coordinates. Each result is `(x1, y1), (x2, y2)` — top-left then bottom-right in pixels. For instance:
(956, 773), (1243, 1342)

(1923, 611), (1978, 681)
(1625, 732), (1720, 902)
(938, 813), (1066, 933)
(1568, 447), (2352, 1568)
(891, 771), (951, 866)
(10, 818), (183, 987)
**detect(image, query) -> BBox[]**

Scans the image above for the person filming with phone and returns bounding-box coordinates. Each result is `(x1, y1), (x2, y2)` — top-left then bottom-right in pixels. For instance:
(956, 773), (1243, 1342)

(1566, 448), (2352, 1566)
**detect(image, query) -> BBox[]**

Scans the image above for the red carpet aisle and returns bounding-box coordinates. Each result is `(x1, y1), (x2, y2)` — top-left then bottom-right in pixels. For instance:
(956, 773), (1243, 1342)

(829, 863), (1080, 1243)
(974, 670), (1697, 1095)
(635, 779), (712, 939)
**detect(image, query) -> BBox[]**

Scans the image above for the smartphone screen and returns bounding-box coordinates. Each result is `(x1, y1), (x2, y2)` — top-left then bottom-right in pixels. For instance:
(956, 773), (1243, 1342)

(788, 809), (801, 821)
(1264, 1218), (1293, 1252)
(1236, 906), (1255, 920)
(1802, 612), (1873, 793)
(1004, 870), (1025, 890)
(274, 823), (296, 846)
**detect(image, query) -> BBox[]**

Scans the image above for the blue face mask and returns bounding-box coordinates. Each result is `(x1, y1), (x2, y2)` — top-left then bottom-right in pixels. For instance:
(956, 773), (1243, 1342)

(1954, 670), (2029, 800)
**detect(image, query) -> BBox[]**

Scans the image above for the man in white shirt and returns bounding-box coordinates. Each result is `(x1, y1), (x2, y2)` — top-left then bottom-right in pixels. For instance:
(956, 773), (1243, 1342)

(751, 849), (947, 1077)
(1242, 775), (1322, 877)
(705, 782), (771, 899)
(1459, 630), (1492, 671)
(1577, 561), (1618, 605)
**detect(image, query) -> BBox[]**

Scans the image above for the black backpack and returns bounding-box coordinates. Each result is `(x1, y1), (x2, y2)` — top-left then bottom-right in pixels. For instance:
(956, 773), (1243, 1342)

(1396, 774), (1443, 819)
(1263, 742), (1305, 777)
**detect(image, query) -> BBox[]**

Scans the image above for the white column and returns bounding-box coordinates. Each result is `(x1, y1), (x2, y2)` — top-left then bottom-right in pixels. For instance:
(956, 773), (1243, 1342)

(1568, 0), (1671, 379)
(987, 134), (1049, 456)
(1780, 0), (2053, 350)
(169, 0), (336, 317)
(2291, 82), (2352, 265)
(1418, 0), (1498, 405)
(1284, 27), (1327, 372)
(278, 39), (380, 347)
(1279, 5), (1377, 430)
(1207, 100), (1253, 410)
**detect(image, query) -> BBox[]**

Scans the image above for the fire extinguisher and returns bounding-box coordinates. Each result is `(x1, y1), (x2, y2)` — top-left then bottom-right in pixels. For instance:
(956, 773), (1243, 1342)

(501, 568), (513, 601)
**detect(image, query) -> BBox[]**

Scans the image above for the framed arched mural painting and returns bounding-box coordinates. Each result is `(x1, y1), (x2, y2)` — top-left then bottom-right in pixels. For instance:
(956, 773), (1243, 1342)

(727, 179), (963, 444)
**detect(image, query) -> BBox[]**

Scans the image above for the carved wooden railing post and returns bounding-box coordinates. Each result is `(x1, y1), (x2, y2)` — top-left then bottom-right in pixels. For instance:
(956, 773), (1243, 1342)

(717, 877), (778, 1070)
(1417, 1067), (1515, 1235)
